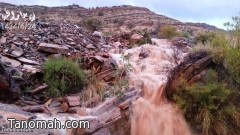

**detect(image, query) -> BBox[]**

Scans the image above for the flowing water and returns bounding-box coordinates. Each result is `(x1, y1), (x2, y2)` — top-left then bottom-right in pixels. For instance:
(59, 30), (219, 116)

(120, 39), (191, 135)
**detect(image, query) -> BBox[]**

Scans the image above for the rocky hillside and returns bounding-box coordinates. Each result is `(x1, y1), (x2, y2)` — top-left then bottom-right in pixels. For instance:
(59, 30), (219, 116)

(0, 2), (221, 35)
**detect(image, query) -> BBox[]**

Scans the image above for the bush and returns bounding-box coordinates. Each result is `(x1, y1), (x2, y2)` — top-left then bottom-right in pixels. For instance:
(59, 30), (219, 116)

(195, 32), (216, 45)
(43, 58), (85, 97)
(206, 33), (240, 84)
(174, 70), (240, 135)
(158, 26), (179, 39)
(83, 18), (102, 32)
(182, 31), (191, 38)
(138, 29), (152, 45)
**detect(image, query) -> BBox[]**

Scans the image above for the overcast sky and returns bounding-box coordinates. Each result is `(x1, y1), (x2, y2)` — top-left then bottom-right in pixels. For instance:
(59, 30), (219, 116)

(0, 0), (239, 29)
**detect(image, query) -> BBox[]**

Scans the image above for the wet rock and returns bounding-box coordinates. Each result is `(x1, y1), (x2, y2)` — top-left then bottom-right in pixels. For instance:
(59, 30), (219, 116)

(38, 43), (69, 54)
(130, 33), (143, 44)
(17, 57), (39, 65)
(11, 45), (24, 57)
(0, 55), (21, 68)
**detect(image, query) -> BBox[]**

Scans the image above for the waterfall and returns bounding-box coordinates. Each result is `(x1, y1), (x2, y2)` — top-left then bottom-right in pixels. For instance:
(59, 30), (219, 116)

(119, 39), (191, 135)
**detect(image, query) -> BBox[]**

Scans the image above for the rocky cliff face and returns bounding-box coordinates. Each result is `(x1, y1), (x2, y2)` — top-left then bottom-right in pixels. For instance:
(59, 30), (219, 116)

(0, 2), (221, 35)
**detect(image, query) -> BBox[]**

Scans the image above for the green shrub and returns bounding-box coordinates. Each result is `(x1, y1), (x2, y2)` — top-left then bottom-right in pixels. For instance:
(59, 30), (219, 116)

(207, 33), (240, 83)
(158, 26), (179, 39)
(174, 70), (240, 135)
(182, 31), (191, 38)
(43, 58), (85, 97)
(193, 31), (240, 84)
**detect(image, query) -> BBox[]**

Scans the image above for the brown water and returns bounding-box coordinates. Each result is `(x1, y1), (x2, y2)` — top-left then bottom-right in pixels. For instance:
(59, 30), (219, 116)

(121, 39), (191, 135)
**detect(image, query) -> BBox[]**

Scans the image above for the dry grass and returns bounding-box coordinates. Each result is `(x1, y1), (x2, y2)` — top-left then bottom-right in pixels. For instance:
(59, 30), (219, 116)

(79, 72), (129, 107)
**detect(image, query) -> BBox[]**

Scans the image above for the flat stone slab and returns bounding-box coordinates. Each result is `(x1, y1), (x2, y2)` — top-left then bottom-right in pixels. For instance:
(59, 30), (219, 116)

(38, 43), (69, 54)
(0, 55), (21, 68)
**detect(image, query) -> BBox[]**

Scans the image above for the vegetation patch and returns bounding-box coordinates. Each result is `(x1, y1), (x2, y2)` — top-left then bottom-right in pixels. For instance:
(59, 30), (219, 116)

(175, 15), (240, 135)
(82, 18), (102, 32)
(174, 70), (240, 135)
(158, 25), (180, 39)
(43, 58), (85, 97)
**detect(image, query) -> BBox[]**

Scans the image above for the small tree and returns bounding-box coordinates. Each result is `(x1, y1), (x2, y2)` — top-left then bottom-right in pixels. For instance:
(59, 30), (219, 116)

(224, 14), (240, 47)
